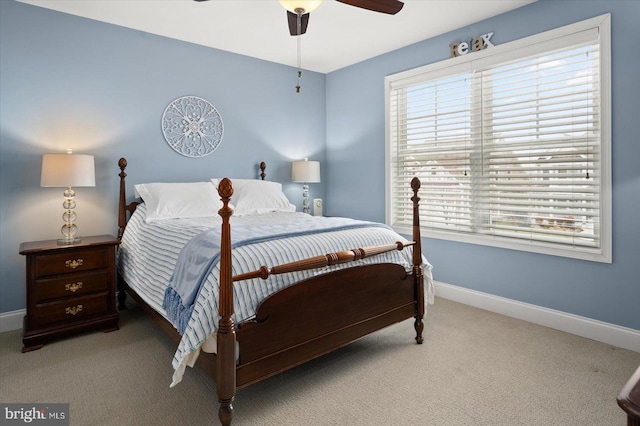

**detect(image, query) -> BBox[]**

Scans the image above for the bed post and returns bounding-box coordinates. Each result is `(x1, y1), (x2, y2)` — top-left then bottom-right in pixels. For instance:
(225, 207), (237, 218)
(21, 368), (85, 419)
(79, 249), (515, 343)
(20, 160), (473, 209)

(411, 177), (425, 344)
(216, 178), (236, 426)
(117, 158), (128, 241)
(259, 162), (266, 180)
(117, 158), (129, 310)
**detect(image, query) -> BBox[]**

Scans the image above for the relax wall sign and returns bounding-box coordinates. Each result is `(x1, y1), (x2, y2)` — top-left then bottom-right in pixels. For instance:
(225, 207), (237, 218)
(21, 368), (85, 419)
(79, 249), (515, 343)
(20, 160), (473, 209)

(449, 32), (494, 58)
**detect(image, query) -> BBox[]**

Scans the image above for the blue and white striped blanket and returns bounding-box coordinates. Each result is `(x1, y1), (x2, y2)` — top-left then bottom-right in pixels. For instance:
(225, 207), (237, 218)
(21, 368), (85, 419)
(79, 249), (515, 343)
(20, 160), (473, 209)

(118, 204), (433, 387)
(162, 217), (391, 336)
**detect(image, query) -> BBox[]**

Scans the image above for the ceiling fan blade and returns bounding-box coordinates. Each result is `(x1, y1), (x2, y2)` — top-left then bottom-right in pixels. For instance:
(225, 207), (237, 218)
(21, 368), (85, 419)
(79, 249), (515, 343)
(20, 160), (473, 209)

(336, 0), (404, 14)
(287, 11), (310, 36)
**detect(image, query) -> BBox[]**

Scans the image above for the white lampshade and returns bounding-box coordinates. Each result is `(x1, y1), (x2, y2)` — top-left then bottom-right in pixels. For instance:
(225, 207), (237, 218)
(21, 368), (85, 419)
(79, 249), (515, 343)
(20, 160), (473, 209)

(278, 0), (322, 14)
(41, 154), (95, 188)
(292, 159), (320, 183)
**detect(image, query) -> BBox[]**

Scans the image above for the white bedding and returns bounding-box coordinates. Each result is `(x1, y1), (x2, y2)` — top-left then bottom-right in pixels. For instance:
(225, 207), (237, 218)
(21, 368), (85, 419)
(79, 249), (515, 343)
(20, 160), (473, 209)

(118, 204), (434, 386)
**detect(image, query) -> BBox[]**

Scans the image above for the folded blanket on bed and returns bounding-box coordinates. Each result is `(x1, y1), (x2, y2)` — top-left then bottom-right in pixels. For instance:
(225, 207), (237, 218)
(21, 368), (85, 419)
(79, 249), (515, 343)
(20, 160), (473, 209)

(163, 216), (390, 334)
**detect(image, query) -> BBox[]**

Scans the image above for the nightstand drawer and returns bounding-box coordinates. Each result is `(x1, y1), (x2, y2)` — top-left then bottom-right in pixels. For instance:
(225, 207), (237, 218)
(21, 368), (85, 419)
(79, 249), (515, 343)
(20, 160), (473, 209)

(33, 294), (108, 328)
(34, 247), (109, 277)
(34, 270), (109, 302)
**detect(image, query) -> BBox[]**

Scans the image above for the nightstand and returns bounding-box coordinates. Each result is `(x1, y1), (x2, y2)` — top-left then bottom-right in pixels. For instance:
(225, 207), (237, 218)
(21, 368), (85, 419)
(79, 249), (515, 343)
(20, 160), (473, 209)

(19, 235), (120, 352)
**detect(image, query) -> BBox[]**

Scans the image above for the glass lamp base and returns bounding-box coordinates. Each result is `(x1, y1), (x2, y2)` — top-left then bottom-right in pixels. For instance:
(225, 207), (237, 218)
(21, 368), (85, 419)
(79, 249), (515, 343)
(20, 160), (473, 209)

(302, 183), (310, 214)
(57, 237), (81, 245)
(59, 192), (79, 245)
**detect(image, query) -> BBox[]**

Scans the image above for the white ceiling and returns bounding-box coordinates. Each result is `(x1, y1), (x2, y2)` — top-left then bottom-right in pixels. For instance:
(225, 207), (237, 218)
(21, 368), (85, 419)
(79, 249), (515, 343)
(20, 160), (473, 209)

(18, 0), (536, 73)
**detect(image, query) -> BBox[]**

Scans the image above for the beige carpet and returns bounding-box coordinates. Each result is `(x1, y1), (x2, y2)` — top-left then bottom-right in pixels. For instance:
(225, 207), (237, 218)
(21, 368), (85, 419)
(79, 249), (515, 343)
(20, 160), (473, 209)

(1, 297), (638, 425)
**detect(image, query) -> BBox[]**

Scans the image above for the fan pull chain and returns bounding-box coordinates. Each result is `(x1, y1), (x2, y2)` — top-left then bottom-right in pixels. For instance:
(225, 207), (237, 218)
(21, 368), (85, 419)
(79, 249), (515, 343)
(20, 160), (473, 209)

(296, 35), (302, 92)
(296, 11), (303, 93)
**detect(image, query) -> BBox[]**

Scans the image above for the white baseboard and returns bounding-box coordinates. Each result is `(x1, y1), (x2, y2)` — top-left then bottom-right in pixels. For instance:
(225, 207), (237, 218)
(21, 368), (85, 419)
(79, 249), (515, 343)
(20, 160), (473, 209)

(435, 281), (640, 353)
(0, 309), (24, 333)
(3, 284), (638, 353)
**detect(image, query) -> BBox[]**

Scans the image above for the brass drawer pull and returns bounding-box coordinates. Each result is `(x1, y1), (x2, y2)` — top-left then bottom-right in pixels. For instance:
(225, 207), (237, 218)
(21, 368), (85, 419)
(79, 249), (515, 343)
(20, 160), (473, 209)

(65, 259), (84, 269)
(65, 305), (83, 316)
(65, 282), (83, 292)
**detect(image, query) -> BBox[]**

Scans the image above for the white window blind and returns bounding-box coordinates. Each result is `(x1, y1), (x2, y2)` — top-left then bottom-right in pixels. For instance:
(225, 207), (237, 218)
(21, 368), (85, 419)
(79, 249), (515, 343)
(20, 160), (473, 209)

(386, 15), (611, 262)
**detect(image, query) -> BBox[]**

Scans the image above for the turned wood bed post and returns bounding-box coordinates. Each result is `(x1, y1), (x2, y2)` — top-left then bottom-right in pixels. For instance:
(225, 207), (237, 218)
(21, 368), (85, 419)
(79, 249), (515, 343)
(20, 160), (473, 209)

(117, 158), (128, 241)
(117, 158), (139, 242)
(259, 162), (266, 180)
(411, 177), (425, 344)
(216, 178), (236, 426)
(116, 158), (128, 310)
(117, 158), (140, 310)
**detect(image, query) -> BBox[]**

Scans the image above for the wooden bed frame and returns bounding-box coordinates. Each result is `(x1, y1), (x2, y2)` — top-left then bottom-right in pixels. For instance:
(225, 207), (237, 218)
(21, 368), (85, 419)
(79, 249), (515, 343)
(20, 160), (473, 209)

(116, 158), (425, 426)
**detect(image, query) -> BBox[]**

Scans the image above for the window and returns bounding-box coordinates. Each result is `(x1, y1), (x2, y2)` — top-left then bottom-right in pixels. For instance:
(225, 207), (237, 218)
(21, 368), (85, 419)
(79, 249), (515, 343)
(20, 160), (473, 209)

(386, 14), (611, 263)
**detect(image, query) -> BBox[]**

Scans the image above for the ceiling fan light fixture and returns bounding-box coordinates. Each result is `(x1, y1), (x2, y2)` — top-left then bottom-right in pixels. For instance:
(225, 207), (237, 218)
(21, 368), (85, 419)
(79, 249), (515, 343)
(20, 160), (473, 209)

(278, 0), (322, 15)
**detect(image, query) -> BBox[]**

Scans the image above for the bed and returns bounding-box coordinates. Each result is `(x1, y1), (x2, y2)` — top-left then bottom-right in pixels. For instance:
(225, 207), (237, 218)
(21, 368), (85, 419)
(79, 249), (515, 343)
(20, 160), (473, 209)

(115, 158), (433, 425)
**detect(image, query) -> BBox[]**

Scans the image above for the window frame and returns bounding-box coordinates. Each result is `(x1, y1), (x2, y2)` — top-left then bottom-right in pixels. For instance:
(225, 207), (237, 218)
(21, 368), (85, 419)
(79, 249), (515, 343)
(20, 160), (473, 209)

(385, 14), (611, 263)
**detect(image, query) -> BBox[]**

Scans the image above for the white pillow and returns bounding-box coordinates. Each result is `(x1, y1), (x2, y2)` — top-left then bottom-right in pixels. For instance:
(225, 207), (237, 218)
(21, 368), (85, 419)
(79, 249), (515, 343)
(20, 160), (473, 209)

(212, 178), (295, 215)
(134, 182), (223, 223)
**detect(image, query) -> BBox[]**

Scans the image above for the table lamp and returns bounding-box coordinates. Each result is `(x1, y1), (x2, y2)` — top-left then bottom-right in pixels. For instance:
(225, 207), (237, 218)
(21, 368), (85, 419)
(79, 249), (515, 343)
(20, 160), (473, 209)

(41, 150), (95, 244)
(292, 158), (320, 214)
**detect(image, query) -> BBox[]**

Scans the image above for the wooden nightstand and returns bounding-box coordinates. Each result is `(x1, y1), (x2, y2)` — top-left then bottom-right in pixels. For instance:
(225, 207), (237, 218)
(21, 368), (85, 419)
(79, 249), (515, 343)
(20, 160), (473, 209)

(19, 235), (120, 352)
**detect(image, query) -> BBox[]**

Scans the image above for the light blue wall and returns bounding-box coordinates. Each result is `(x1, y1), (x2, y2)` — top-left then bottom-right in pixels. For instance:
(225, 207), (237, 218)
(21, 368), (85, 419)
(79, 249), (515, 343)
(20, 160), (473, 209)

(326, 0), (640, 330)
(0, 1), (326, 313)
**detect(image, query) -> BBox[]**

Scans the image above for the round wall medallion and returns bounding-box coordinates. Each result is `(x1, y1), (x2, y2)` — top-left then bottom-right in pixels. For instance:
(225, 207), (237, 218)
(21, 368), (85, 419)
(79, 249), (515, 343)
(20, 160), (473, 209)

(161, 96), (224, 157)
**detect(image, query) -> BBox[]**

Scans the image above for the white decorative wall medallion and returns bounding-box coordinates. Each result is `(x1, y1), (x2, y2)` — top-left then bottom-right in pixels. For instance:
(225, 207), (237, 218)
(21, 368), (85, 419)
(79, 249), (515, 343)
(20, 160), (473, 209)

(161, 96), (224, 157)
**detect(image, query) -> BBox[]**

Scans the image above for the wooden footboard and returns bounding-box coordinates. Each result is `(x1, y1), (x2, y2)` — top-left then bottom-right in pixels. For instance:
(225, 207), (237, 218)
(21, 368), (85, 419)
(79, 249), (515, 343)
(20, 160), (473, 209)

(235, 263), (415, 386)
(214, 176), (424, 426)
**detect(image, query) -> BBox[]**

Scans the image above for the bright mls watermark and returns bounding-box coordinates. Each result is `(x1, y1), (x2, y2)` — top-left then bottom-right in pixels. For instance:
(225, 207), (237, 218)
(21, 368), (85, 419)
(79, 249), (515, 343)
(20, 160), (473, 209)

(1, 404), (68, 425)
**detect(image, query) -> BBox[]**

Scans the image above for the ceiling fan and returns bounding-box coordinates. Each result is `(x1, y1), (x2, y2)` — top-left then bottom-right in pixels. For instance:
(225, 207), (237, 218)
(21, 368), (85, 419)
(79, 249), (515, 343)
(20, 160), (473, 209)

(278, 0), (404, 36)
(193, 0), (404, 92)
(277, 1), (403, 92)
(193, 0), (404, 36)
